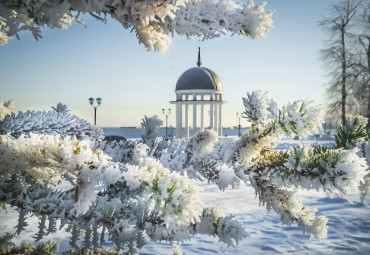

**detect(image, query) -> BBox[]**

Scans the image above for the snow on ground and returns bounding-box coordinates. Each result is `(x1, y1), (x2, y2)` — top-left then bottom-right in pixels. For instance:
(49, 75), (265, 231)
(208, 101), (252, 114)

(1, 135), (369, 254)
(139, 181), (370, 255)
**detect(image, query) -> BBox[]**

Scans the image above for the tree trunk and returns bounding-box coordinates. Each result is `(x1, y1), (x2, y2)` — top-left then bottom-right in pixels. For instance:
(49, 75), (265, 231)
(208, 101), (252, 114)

(368, 86), (370, 129)
(341, 28), (347, 124)
(367, 39), (370, 129)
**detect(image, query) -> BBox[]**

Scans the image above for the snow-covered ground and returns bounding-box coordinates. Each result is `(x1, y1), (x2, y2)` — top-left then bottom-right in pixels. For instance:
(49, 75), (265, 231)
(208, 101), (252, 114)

(139, 180), (370, 254)
(1, 135), (369, 254)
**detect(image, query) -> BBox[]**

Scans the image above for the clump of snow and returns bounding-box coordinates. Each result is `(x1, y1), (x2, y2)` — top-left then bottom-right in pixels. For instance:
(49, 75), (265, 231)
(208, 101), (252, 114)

(125, 158), (204, 227)
(0, 100), (15, 121)
(186, 130), (218, 161)
(0, 31), (9, 45)
(242, 90), (272, 125)
(364, 140), (370, 164)
(279, 100), (324, 138)
(0, 133), (108, 186)
(141, 115), (163, 147)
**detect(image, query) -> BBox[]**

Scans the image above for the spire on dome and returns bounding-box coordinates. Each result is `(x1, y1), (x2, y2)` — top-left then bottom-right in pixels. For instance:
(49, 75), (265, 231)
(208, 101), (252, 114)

(197, 47), (202, 67)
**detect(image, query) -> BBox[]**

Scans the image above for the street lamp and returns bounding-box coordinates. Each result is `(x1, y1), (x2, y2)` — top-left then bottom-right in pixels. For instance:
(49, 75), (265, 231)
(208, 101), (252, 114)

(162, 108), (171, 139)
(88, 97), (102, 125)
(236, 112), (242, 136)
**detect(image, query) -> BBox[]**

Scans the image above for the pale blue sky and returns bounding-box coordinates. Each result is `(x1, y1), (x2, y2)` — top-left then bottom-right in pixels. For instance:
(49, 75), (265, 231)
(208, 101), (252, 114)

(0, 0), (337, 127)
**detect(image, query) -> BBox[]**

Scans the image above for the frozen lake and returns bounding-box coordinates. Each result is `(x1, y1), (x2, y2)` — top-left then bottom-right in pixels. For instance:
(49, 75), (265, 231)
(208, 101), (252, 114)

(102, 127), (250, 139)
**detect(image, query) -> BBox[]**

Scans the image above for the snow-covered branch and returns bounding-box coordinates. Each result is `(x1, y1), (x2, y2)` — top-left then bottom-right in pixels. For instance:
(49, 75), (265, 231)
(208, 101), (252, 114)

(0, 0), (274, 51)
(0, 109), (94, 140)
(252, 178), (328, 240)
(236, 91), (368, 194)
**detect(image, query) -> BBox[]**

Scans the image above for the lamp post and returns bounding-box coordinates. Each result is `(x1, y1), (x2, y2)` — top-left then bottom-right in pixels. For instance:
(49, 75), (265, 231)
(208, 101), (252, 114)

(236, 112), (241, 136)
(162, 108), (171, 139)
(88, 97), (102, 125)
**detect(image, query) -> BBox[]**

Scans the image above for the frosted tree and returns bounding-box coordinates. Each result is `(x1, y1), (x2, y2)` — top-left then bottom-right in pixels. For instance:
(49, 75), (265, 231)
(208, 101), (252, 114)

(141, 115), (163, 146)
(352, 1), (370, 127)
(0, 0), (274, 51)
(51, 102), (69, 114)
(319, 0), (363, 123)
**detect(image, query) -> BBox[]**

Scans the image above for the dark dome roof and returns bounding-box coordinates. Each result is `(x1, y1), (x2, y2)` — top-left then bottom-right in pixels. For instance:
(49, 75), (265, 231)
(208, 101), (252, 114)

(175, 67), (222, 92)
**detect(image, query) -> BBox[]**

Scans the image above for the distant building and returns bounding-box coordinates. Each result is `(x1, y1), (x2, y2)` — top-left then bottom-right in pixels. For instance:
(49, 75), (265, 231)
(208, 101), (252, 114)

(170, 48), (226, 138)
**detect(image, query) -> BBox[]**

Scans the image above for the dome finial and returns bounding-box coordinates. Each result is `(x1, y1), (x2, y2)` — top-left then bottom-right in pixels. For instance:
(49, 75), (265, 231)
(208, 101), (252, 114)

(197, 47), (202, 67)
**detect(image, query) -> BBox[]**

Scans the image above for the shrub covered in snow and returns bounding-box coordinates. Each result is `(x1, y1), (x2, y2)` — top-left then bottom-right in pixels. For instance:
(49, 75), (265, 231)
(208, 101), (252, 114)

(1, 92), (369, 253)
(0, 102), (247, 253)
(141, 115), (163, 147)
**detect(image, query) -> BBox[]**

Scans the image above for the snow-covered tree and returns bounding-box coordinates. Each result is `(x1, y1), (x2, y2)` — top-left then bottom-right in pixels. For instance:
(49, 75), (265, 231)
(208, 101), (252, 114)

(0, 0), (274, 51)
(319, 0), (370, 124)
(1, 92), (369, 253)
(352, 1), (370, 127)
(141, 115), (163, 146)
(51, 102), (69, 113)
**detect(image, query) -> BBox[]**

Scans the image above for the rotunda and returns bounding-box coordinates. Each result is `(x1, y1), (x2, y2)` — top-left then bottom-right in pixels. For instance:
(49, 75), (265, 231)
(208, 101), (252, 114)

(170, 48), (226, 138)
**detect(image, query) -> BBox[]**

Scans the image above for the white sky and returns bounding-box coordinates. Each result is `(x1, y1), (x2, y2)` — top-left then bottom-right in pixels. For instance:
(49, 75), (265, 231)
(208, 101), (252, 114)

(0, 0), (338, 127)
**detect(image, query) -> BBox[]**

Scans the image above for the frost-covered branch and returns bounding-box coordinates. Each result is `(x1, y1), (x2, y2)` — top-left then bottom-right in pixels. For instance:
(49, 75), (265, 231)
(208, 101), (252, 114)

(235, 91), (368, 193)
(334, 115), (369, 149)
(236, 90), (324, 170)
(229, 91), (369, 238)
(0, 0), (274, 51)
(0, 109), (94, 140)
(252, 178), (328, 240)
(0, 133), (115, 187)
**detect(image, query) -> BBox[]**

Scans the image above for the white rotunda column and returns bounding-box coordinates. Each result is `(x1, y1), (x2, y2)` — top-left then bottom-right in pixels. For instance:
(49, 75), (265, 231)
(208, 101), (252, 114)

(210, 102), (214, 130)
(214, 102), (218, 133)
(193, 103), (197, 135)
(201, 95), (204, 129)
(185, 105), (189, 138)
(218, 103), (222, 136)
(176, 103), (182, 138)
